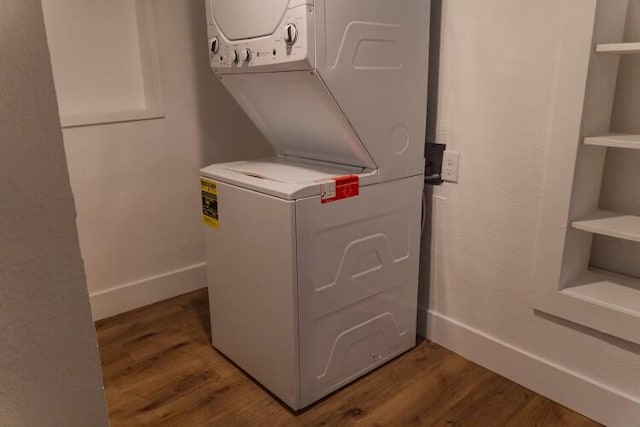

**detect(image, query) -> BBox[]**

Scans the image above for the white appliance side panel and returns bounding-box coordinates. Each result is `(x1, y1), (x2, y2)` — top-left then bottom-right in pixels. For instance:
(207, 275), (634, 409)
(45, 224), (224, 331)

(221, 71), (377, 169)
(204, 181), (300, 408)
(315, 0), (430, 182)
(295, 176), (423, 407)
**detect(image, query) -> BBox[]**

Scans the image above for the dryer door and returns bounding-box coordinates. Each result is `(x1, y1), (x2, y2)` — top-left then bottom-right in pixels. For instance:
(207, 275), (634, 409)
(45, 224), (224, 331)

(210, 0), (290, 40)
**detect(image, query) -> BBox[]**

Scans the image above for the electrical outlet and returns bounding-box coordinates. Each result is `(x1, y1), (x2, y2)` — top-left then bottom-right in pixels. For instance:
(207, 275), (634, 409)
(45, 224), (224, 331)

(442, 150), (460, 183)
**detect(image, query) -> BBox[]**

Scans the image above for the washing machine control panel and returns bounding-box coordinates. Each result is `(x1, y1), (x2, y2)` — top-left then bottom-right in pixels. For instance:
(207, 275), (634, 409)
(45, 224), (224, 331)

(208, 5), (314, 74)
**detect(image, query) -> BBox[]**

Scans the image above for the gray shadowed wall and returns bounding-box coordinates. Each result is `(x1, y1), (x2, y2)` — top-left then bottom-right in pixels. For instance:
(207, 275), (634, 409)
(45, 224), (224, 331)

(0, 1), (109, 426)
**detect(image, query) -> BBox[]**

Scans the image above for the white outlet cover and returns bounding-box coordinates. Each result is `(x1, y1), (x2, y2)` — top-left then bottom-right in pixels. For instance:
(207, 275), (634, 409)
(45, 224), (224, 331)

(442, 150), (460, 183)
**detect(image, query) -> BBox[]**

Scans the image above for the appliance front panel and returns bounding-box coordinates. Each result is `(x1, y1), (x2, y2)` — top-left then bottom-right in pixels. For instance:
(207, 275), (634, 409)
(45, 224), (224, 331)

(210, 0), (290, 40)
(208, 1), (315, 73)
(221, 71), (377, 169)
(204, 180), (300, 408)
(295, 175), (423, 407)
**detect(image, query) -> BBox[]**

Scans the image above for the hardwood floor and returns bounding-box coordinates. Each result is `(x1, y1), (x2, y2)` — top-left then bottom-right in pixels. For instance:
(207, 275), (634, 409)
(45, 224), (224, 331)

(96, 289), (600, 426)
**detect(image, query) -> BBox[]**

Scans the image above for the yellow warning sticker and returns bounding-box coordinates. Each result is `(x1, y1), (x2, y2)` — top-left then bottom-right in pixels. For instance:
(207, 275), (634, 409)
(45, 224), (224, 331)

(201, 178), (219, 229)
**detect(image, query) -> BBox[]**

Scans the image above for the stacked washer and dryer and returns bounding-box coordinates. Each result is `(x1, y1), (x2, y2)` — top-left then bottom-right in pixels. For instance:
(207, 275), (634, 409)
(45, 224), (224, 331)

(201, 0), (430, 410)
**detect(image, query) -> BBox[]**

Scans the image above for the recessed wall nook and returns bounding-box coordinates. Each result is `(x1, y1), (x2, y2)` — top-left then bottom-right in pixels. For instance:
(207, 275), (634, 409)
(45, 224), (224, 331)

(536, 0), (640, 344)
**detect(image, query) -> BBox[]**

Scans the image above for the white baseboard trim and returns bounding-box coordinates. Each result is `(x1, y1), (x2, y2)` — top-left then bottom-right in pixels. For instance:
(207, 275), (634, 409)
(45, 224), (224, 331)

(90, 262), (207, 321)
(420, 308), (640, 427)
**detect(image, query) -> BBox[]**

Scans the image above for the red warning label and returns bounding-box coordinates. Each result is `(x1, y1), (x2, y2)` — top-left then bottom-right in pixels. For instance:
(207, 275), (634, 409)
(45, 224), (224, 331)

(320, 175), (359, 204)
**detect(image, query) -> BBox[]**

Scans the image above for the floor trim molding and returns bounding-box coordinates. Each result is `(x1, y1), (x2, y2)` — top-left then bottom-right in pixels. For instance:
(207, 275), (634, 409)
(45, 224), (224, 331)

(420, 308), (640, 427)
(90, 263), (207, 321)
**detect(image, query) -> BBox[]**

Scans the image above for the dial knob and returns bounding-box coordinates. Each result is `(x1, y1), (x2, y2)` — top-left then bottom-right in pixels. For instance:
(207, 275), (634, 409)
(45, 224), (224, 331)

(284, 23), (298, 45)
(232, 50), (239, 63)
(238, 48), (252, 62)
(209, 37), (219, 55)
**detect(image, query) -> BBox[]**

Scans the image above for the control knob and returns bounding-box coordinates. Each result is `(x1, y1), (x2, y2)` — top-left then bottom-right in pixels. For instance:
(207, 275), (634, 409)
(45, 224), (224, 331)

(238, 48), (252, 62)
(284, 23), (298, 45)
(233, 49), (251, 63)
(209, 37), (219, 55)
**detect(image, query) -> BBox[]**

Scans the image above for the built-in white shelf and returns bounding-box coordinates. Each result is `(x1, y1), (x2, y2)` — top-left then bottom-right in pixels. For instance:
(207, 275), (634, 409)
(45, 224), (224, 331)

(596, 42), (640, 54)
(584, 134), (640, 150)
(563, 270), (640, 318)
(572, 210), (640, 243)
(534, 4), (640, 351)
(537, 268), (640, 345)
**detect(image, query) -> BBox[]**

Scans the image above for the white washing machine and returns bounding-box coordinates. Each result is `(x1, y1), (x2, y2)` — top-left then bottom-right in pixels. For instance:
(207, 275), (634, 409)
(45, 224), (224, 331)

(201, 0), (430, 410)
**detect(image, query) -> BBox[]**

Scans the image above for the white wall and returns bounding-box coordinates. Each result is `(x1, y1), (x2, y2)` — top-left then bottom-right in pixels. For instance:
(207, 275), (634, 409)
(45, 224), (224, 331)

(46, 0), (270, 319)
(0, 1), (108, 425)
(423, 1), (640, 425)
(592, 0), (640, 279)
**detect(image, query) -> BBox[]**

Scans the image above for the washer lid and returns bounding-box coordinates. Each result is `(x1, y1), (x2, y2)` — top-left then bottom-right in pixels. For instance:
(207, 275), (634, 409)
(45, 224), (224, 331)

(220, 71), (376, 170)
(201, 157), (378, 200)
(211, 0), (290, 41)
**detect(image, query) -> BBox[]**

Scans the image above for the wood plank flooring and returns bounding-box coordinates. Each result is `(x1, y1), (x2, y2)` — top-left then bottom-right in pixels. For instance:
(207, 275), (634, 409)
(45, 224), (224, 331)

(95, 289), (601, 426)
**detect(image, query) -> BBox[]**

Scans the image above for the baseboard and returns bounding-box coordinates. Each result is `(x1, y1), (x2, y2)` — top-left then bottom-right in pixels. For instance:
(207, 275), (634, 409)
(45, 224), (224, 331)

(90, 262), (207, 321)
(420, 307), (640, 427)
